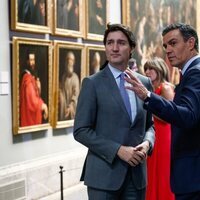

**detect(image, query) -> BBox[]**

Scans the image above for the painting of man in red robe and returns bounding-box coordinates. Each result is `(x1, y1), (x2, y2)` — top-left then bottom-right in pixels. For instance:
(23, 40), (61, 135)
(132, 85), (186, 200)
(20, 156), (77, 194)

(19, 51), (48, 127)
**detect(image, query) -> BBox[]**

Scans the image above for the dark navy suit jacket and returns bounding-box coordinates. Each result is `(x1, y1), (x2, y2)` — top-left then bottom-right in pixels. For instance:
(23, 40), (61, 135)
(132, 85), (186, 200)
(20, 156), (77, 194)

(145, 57), (200, 194)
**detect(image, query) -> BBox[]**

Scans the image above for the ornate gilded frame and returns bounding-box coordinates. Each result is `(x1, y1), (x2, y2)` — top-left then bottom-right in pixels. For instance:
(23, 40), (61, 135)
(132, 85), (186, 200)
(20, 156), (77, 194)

(86, 44), (106, 76)
(11, 0), (52, 34)
(52, 41), (86, 128)
(85, 0), (109, 41)
(12, 37), (52, 134)
(53, 0), (85, 38)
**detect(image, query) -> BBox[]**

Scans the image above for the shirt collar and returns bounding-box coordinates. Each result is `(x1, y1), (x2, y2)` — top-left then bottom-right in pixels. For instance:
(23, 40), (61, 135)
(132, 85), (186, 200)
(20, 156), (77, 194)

(108, 64), (122, 79)
(108, 64), (129, 79)
(182, 55), (200, 75)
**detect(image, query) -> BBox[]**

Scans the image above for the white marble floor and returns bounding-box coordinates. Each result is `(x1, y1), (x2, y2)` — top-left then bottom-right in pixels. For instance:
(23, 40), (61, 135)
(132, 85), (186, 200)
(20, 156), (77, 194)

(40, 182), (88, 200)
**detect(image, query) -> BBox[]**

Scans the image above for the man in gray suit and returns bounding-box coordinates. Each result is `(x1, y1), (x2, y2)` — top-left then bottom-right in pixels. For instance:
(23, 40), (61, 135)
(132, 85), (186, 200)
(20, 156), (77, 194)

(73, 23), (155, 200)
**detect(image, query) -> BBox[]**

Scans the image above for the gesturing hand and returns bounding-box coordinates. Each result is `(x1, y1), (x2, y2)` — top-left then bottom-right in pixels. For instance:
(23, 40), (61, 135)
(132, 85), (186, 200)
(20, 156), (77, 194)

(125, 68), (149, 101)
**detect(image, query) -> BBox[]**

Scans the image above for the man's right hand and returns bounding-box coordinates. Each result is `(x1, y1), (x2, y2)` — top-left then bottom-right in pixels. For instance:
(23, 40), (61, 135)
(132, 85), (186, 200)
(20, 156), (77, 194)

(42, 103), (48, 120)
(117, 145), (146, 167)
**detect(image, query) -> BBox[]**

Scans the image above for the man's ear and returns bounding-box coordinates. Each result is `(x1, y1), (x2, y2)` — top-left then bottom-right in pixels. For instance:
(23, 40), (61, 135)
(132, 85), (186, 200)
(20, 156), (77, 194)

(188, 37), (195, 50)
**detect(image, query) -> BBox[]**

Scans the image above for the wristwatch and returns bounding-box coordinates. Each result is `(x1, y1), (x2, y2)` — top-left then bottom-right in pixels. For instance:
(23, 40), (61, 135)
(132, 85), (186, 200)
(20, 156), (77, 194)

(144, 91), (151, 103)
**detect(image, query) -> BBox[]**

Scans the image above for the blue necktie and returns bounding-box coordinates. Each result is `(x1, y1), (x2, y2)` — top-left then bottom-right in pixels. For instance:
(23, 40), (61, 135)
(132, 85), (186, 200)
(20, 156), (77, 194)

(119, 73), (132, 120)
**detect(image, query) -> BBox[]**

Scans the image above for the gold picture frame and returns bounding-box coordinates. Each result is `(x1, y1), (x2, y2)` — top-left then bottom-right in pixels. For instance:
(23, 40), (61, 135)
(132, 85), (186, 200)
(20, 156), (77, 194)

(86, 0), (109, 41)
(11, 0), (52, 34)
(53, 0), (85, 38)
(86, 44), (106, 76)
(52, 41), (86, 128)
(12, 37), (52, 134)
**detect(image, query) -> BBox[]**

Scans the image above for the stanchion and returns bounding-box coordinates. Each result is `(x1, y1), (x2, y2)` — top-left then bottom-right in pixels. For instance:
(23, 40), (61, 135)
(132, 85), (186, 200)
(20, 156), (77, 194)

(59, 166), (65, 200)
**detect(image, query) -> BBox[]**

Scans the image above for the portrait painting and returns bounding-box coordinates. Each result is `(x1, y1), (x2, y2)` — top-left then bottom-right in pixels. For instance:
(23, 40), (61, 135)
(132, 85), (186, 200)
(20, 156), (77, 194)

(122, 0), (198, 84)
(53, 0), (85, 38)
(86, 45), (106, 76)
(52, 41), (85, 128)
(86, 0), (109, 41)
(11, 0), (51, 33)
(12, 37), (52, 134)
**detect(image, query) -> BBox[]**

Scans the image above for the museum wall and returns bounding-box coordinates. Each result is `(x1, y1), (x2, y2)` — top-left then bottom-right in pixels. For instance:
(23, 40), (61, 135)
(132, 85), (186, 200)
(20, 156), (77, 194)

(0, 0), (121, 199)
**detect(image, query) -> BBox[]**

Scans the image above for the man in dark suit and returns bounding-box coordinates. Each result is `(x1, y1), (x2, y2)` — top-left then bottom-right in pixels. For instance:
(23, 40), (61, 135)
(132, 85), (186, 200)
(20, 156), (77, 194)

(73, 23), (155, 200)
(125, 23), (200, 200)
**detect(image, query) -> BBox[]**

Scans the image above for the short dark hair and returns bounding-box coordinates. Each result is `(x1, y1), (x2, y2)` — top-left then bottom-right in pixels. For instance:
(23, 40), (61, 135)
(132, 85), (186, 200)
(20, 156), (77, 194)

(162, 23), (199, 52)
(103, 23), (136, 48)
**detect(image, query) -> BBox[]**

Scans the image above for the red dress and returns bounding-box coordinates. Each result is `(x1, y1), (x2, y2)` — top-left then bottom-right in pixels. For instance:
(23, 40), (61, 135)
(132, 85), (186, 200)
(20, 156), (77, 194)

(146, 84), (174, 200)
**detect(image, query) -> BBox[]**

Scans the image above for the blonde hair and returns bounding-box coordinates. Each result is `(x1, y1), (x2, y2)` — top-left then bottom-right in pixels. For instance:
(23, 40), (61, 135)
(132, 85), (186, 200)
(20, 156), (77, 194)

(144, 57), (170, 82)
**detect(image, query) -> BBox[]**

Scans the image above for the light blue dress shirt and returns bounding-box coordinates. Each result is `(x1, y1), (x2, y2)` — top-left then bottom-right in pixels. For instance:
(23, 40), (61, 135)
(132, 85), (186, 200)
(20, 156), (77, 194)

(108, 64), (137, 122)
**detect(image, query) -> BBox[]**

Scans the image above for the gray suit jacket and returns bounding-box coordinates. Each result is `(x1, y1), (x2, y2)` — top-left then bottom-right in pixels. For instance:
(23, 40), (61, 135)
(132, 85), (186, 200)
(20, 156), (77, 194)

(73, 66), (155, 191)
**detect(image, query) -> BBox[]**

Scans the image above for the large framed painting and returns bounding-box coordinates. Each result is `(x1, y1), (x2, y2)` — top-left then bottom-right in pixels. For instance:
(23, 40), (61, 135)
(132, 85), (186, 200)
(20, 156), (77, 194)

(52, 41), (86, 128)
(86, 0), (109, 41)
(12, 37), (52, 134)
(11, 0), (52, 33)
(53, 0), (85, 38)
(86, 44), (106, 76)
(122, 0), (198, 82)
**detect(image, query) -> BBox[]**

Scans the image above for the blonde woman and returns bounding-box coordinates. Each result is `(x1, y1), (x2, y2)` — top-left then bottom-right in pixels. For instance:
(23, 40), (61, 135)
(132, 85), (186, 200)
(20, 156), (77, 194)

(144, 57), (175, 200)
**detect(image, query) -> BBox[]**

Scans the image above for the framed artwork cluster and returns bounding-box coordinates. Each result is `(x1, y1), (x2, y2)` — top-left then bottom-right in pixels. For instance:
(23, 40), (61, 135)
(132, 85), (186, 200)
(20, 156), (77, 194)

(10, 0), (108, 134)
(11, 0), (109, 40)
(11, 0), (200, 134)
(12, 37), (106, 134)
